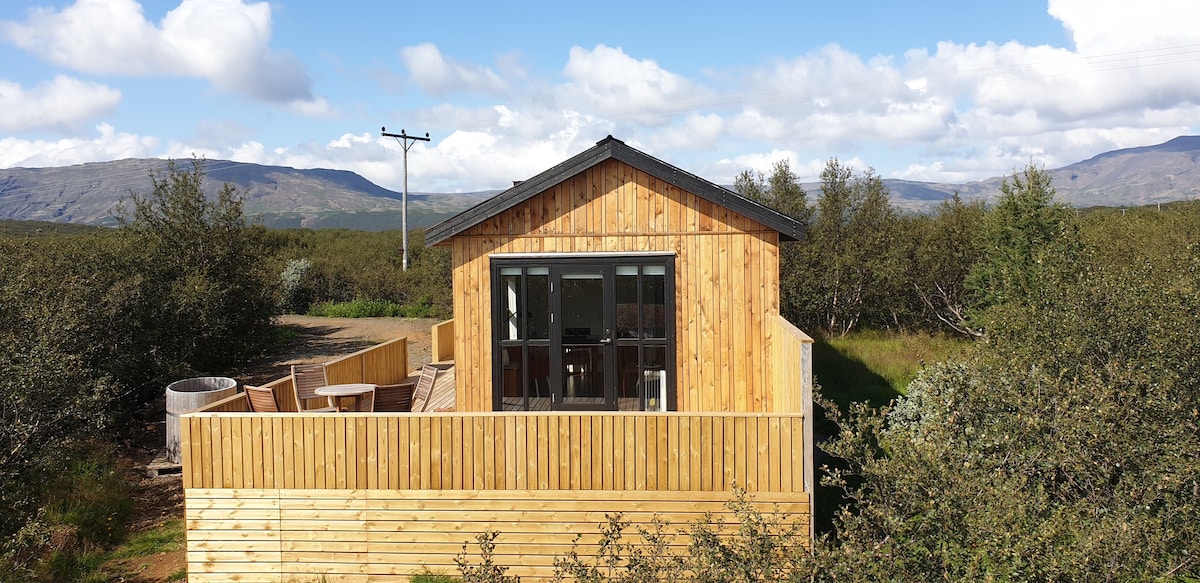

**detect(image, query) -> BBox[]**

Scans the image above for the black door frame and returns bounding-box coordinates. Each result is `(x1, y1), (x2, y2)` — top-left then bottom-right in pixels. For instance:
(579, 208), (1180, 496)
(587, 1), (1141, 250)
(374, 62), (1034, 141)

(490, 253), (676, 412)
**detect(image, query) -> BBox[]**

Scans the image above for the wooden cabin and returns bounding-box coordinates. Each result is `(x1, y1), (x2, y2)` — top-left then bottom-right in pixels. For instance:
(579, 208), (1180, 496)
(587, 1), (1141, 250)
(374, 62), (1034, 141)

(179, 136), (814, 582)
(425, 135), (807, 415)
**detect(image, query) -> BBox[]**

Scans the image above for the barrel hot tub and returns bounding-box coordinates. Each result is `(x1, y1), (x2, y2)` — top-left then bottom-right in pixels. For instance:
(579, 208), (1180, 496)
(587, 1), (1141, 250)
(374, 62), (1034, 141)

(165, 376), (237, 463)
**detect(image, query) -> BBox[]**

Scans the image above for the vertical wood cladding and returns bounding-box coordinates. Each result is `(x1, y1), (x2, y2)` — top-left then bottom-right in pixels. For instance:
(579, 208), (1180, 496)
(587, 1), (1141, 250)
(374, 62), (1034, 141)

(448, 159), (781, 412)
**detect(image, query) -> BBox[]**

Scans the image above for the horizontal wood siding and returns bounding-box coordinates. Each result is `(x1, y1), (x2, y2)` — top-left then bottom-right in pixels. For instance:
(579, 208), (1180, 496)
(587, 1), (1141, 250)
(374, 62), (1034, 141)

(185, 488), (809, 582)
(450, 159), (783, 413)
(181, 412), (807, 493)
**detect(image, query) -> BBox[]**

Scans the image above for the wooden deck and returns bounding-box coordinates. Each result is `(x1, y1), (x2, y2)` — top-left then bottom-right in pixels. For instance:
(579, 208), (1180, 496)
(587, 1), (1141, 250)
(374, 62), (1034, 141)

(181, 318), (814, 582)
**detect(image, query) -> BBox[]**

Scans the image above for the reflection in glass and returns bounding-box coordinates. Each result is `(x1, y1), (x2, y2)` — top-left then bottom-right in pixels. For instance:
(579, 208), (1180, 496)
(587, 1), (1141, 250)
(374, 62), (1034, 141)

(527, 345), (550, 400)
(501, 268), (521, 340)
(642, 266), (667, 338)
(615, 266), (639, 339)
(501, 345), (522, 398)
(527, 268), (549, 339)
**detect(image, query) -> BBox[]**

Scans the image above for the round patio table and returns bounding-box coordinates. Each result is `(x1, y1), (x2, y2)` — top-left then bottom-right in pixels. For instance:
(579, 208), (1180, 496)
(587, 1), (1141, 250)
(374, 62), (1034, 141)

(315, 383), (377, 412)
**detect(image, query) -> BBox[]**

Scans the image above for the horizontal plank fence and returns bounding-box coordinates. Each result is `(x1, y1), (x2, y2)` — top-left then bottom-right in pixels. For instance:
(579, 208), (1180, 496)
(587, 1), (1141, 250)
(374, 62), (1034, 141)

(185, 488), (809, 582)
(182, 411), (810, 581)
(182, 412), (806, 493)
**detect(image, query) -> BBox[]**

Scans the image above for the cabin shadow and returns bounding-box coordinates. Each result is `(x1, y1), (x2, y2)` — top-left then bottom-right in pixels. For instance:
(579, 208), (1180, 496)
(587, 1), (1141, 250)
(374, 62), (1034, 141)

(812, 337), (899, 412)
(809, 336), (899, 537)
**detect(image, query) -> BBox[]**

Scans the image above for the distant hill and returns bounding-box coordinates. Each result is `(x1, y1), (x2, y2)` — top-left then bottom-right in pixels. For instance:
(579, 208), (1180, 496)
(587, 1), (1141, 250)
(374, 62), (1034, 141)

(0, 158), (497, 230)
(2, 136), (1198, 229)
(865, 135), (1200, 211)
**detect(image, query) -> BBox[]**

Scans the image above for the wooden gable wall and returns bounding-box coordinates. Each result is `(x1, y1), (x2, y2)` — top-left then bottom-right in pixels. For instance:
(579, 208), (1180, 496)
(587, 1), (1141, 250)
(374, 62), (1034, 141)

(449, 158), (782, 413)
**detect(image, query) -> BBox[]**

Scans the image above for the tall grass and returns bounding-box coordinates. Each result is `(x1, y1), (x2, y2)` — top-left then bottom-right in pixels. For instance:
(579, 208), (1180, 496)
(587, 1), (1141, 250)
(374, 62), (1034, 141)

(814, 330), (969, 409)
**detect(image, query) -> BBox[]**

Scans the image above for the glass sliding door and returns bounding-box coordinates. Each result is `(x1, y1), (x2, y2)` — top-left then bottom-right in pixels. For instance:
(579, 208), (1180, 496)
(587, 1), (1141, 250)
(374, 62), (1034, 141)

(492, 255), (674, 412)
(615, 264), (669, 411)
(496, 267), (551, 411)
(556, 267), (614, 410)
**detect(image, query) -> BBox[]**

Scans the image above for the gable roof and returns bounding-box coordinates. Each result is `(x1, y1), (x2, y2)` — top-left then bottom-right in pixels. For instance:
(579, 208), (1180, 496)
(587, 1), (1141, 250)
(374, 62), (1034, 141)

(425, 136), (806, 246)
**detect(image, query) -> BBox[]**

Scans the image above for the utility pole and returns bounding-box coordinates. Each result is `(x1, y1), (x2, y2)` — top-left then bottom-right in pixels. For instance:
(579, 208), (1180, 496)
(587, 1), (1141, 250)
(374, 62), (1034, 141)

(381, 126), (430, 270)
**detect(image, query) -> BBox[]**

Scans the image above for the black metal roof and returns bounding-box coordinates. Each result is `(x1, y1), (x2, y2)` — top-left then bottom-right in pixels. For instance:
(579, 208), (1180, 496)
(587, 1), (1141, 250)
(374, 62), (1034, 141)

(424, 136), (806, 246)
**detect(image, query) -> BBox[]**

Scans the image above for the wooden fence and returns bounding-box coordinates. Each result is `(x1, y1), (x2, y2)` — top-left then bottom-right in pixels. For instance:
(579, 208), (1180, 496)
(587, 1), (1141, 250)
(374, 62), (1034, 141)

(181, 411), (810, 582)
(182, 412), (806, 493)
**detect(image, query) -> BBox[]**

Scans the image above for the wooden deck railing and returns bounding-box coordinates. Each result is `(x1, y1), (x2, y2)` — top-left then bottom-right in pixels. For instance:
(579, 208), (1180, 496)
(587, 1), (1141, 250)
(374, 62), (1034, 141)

(181, 411), (806, 493)
(195, 336), (411, 413)
(431, 318), (454, 362)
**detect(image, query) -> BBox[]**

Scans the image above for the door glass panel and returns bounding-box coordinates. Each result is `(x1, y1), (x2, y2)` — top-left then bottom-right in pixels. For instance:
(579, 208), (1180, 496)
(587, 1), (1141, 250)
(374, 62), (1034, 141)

(500, 345), (523, 410)
(527, 269), (550, 339)
(561, 272), (606, 407)
(615, 267), (639, 339)
(527, 345), (550, 411)
(500, 268), (521, 340)
(616, 344), (639, 409)
(642, 267), (667, 339)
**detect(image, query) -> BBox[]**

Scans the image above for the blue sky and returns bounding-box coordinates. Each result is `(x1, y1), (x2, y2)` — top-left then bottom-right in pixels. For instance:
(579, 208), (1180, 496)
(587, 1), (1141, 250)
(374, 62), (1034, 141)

(2, 0), (1198, 193)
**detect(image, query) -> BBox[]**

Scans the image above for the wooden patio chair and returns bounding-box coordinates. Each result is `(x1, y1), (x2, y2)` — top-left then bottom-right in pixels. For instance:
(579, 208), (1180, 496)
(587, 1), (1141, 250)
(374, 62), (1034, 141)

(373, 380), (415, 412)
(290, 363), (337, 412)
(409, 364), (441, 413)
(244, 385), (280, 412)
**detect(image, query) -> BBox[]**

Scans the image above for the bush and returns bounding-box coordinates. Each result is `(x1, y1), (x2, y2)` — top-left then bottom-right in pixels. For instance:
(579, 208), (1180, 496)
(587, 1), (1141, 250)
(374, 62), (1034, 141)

(307, 296), (440, 319)
(267, 228), (452, 319)
(816, 239), (1200, 579)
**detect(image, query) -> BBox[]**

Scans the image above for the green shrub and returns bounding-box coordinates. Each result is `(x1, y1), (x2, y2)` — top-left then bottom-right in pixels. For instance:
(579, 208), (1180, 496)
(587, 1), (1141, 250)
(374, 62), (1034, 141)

(0, 447), (133, 583)
(307, 297), (440, 318)
(279, 257), (314, 313)
(267, 228), (452, 319)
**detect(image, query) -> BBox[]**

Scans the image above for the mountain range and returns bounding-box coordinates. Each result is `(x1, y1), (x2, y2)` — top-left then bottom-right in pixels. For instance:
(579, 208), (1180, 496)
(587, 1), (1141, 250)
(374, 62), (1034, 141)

(2, 136), (1198, 231)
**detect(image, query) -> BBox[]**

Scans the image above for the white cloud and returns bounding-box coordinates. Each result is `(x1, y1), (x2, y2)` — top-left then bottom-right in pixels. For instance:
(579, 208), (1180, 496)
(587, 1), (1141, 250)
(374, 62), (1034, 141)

(399, 43), (508, 96)
(2, 0), (313, 103)
(0, 123), (157, 168)
(1048, 0), (1200, 52)
(286, 97), (337, 118)
(0, 75), (121, 131)
(559, 45), (702, 124)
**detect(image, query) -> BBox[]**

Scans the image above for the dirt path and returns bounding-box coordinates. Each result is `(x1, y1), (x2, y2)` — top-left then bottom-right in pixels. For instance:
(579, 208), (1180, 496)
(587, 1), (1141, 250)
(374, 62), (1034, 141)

(114, 316), (441, 582)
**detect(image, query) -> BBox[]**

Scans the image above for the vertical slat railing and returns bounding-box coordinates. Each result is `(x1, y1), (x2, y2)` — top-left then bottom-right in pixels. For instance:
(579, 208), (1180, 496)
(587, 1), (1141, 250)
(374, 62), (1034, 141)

(182, 411), (807, 493)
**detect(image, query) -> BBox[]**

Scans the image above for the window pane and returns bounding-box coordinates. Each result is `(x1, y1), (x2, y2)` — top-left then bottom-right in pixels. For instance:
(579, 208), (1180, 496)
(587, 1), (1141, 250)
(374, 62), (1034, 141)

(500, 345), (523, 410)
(615, 270), (639, 339)
(501, 273), (521, 340)
(528, 345), (550, 409)
(617, 344), (639, 402)
(527, 271), (549, 339)
(642, 269), (667, 338)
